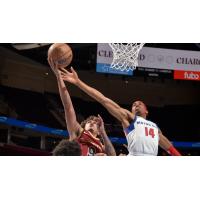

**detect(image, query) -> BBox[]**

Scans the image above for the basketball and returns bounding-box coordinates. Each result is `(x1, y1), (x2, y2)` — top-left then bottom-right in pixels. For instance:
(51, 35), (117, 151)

(48, 43), (73, 68)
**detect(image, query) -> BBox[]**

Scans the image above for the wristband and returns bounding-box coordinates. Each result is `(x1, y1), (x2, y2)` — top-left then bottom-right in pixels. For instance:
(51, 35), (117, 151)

(168, 145), (181, 156)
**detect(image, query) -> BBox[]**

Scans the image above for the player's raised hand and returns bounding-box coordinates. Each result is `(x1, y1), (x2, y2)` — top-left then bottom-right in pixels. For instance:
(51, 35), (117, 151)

(47, 57), (60, 78)
(60, 67), (79, 85)
(97, 114), (106, 135)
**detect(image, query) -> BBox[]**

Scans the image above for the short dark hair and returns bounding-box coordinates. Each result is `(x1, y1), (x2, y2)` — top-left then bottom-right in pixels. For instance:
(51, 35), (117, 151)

(52, 139), (81, 156)
(80, 115), (98, 128)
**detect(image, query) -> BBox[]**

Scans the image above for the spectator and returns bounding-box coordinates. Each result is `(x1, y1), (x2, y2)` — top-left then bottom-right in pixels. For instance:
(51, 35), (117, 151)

(52, 139), (81, 156)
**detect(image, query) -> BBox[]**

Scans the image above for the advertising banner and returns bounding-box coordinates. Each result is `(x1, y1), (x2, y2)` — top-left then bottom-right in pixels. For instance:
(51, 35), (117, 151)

(96, 44), (200, 78)
(174, 70), (200, 81)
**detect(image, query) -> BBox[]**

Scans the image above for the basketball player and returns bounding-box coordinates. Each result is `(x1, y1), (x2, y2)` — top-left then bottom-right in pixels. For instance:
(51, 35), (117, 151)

(48, 58), (116, 156)
(60, 67), (181, 156)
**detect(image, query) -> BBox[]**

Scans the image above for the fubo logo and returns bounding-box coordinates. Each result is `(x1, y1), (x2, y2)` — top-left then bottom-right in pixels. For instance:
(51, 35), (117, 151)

(174, 70), (200, 81)
(184, 72), (199, 80)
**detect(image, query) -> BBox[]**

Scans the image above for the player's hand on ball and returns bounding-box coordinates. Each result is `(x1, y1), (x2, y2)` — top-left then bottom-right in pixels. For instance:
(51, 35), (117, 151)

(48, 57), (60, 77)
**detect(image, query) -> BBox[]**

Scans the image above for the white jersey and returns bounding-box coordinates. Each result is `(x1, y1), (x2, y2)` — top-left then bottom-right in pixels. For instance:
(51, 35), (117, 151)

(124, 116), (159, 156)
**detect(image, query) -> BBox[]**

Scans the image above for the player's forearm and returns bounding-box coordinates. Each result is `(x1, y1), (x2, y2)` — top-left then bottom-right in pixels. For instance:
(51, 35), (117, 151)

(57, 77), (79, 137)
(76, 79), (106, 104)
(57, 77), (74, 110)
(101, 132), (116, 156)
(159, 133), (181, 156)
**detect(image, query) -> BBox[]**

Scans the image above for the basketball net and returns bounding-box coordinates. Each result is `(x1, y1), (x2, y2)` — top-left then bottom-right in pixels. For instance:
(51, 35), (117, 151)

(109, 43), (145, 71)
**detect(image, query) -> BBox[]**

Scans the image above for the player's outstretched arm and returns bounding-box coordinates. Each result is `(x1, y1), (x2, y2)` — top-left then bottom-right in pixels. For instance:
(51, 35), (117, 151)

(97, 115), (116, 156)
(60, 67), (134, 128)
(48, 59), (82, 140)
(159, 131), (182, 156)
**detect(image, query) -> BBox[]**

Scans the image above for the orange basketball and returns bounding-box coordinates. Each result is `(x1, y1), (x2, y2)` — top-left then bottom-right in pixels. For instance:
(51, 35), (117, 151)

(48, 43), (73, 68)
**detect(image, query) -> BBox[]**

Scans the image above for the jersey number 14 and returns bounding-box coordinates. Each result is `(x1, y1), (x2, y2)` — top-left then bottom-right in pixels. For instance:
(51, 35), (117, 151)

(145, 127), (155, 138)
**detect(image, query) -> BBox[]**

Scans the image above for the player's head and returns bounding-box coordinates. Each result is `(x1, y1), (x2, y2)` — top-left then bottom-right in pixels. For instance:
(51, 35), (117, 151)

(52, 139), (81, 156)
(81, 115), (101, 137)
(131, 100), (148, 119)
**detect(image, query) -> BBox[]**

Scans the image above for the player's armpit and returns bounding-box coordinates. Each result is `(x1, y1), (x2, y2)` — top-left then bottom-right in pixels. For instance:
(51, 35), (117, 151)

(120, 108), (135, 128)
(67, 122), (83, 140)
(103, 98), (134, 127)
